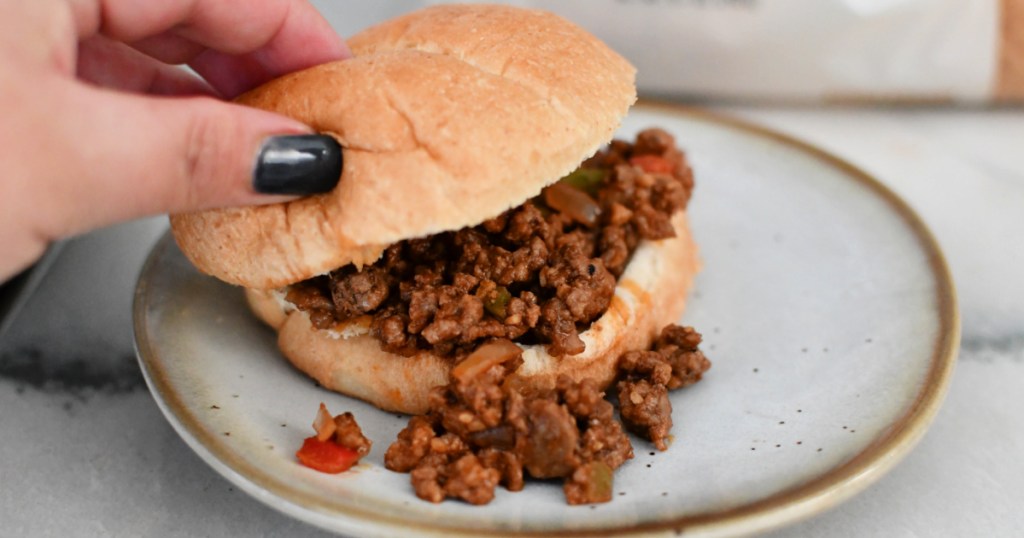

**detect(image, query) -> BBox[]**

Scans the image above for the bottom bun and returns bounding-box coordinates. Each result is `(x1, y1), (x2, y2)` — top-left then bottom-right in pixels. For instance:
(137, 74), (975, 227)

(246, 211), (700, 415)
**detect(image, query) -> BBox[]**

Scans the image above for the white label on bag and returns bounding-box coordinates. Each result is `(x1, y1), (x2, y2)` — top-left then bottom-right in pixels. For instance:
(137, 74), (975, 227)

(422, 0), (1000, 101)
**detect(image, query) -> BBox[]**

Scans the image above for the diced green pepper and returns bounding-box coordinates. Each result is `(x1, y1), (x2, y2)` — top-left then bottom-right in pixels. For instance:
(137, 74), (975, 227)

(565, 461), (613, 504)
(483, 286), (511, 319)
(584, 461), (613, 502)
(559, 168), (606, 195)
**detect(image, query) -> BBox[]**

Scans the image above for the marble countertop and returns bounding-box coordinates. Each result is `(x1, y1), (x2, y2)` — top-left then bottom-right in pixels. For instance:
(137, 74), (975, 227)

(1, 105), (1021, 537)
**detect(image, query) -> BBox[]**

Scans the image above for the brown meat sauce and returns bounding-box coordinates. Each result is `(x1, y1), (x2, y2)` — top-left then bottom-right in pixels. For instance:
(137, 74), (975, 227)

(385, 325), (711, 505)
(285, 128), (694, 358)
(617, 325), (711, 451)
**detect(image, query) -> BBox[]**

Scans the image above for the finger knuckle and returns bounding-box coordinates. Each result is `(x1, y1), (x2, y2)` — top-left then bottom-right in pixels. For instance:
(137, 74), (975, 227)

(182, 101), (240, 209)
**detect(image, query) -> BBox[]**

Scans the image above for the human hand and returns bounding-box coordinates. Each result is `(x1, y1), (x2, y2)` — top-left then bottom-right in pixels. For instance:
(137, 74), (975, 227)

(0, 0), (351, 281)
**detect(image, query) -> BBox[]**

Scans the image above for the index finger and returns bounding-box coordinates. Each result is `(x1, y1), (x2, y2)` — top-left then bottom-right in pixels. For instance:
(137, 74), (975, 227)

(71, 0), (350, 93)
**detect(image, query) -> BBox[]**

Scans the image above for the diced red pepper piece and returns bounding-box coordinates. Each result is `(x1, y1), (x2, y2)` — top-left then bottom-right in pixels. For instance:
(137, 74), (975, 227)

(296, 436), (360, 474)
(629, 154), (673, 174)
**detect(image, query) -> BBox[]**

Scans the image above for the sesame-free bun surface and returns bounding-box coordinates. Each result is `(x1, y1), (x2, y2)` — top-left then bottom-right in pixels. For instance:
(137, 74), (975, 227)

(171, 5), (636, 289)
(246, 212), (698, 414)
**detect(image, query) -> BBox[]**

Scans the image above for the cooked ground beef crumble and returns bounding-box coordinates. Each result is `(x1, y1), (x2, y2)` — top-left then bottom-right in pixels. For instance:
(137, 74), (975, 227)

(384, 324), (711, 505)
(285, 128), (712, 505)
(617, 325), (711, 451)
(285, 128), (694, 358)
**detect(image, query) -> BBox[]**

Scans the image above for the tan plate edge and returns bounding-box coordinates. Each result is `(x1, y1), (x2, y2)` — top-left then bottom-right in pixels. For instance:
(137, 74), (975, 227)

(628, 100), (960, 537)
(134, 102), (960, 538)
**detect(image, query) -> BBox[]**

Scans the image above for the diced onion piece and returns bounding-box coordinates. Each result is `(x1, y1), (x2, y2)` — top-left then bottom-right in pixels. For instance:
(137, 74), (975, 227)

(452, 339), (523, 383)
(543, 182), (601, 227)
(467, 424), (516, 450)
(313, 402), (337, 442)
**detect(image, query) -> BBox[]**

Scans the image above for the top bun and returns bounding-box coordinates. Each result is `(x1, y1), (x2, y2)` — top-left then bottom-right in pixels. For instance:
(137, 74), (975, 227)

(170, 4), (636, 289)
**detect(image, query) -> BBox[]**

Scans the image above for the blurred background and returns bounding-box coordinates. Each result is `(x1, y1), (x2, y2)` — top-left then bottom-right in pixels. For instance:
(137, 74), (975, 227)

(1, 1), (1022, 537)
(315, 0), (1022, 103)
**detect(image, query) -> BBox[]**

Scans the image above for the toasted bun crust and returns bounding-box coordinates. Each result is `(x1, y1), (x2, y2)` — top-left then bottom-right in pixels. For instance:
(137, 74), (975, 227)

(170, 5), (636, 289)
(247, 212), (699, 414)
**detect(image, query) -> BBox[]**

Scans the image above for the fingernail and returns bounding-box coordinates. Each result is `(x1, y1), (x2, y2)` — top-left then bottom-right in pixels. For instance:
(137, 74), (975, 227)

(253, 135), (342, 195)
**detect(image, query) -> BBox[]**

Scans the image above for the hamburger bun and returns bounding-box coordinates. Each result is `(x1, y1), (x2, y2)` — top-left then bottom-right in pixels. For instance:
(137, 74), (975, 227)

(170, 5), (699, 415)
(170, 4), (636, 290)
(247, 211), (698, 414)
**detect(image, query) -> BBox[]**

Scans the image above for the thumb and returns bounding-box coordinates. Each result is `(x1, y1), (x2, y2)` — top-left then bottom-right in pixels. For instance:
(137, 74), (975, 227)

(43, 83), (341, 238)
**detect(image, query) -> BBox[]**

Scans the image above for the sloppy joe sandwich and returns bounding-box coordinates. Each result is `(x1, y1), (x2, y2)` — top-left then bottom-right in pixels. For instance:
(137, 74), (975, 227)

(170, 4), (701, 414)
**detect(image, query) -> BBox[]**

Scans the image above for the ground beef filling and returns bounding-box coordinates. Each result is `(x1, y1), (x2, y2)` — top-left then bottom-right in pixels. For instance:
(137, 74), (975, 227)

(285, 128), (694, 358)
(617, 325), (711, 451)
(385, 324), (711, 505)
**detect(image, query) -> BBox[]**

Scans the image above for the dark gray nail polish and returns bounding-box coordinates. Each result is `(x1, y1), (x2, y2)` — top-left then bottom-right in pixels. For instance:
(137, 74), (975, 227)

(253, 135), (342, 195)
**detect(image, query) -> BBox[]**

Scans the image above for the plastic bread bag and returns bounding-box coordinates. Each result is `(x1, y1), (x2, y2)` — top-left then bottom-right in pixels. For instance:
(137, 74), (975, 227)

(403, 0), (1023, 104)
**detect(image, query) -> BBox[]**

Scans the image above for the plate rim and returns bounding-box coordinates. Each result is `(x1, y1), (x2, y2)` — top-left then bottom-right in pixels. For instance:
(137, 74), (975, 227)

(134, 102), (960, 538)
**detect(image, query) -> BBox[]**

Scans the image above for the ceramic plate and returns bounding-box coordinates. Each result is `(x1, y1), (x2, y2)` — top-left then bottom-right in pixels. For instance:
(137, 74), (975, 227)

(133, 104), (958, 537)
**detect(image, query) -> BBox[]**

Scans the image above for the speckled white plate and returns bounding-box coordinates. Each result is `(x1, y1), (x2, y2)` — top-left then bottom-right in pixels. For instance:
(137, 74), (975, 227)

(133, 104), (958, 538)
